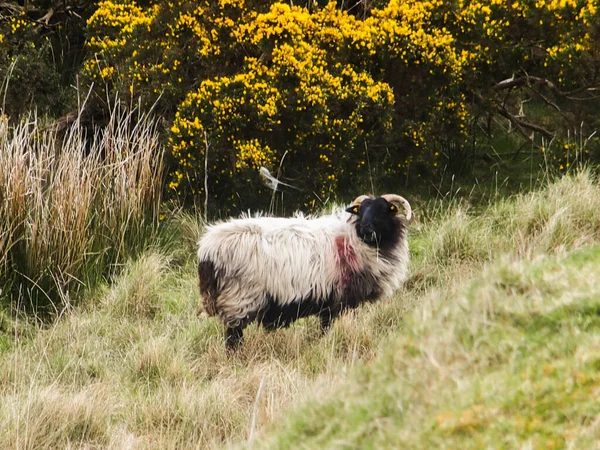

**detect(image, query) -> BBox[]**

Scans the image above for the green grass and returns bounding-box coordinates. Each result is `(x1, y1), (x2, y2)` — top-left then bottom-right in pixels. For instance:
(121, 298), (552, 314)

(2, 170), (600, 448)
(254, 245), (600, 449)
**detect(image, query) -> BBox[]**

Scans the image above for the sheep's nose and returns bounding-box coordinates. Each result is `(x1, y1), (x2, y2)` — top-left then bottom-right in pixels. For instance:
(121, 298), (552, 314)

(360, 225), (375, 236)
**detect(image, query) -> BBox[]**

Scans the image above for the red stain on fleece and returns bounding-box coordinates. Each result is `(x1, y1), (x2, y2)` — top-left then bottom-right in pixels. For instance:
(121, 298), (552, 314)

(335, 236), (360, 291)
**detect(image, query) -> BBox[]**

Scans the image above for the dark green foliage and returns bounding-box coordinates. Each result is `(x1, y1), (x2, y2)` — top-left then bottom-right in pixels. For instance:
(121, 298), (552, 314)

(0, 1), (94, 117)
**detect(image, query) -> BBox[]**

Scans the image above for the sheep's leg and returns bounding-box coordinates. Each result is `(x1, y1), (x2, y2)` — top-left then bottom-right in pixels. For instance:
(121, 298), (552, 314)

(320, 312), (332, 332)
(319, 308), (339, 332)
(225, 326), (243, 351)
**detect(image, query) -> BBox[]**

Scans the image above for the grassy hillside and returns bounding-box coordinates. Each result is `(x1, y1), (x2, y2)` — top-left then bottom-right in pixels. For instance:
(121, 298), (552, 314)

(2, 171), (600, 449)
(254, 244), (600, 449)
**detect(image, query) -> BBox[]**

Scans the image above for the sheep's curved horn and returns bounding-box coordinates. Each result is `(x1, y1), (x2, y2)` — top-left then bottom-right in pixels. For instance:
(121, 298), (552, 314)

(351, 194), (372, 205)
(382, 194), (412, 221)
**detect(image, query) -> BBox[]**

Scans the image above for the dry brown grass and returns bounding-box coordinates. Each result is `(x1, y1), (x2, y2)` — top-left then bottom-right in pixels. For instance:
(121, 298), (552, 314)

(0, 105), (163, 311)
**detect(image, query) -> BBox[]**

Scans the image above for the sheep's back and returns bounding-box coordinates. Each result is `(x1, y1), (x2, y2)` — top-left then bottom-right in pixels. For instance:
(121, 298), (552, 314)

(197, 216), (344, 309)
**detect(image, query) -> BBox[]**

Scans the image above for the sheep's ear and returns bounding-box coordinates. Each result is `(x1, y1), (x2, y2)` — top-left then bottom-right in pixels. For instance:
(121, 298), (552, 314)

(346, 205), (360, 215)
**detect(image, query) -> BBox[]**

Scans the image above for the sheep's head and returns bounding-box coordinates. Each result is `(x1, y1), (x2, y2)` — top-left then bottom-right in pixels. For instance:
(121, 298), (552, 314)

(346, 194), (412, 248)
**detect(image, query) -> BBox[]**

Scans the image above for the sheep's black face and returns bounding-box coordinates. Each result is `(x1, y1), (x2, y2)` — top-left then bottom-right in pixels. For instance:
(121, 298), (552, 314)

(346, 197), (401, 249)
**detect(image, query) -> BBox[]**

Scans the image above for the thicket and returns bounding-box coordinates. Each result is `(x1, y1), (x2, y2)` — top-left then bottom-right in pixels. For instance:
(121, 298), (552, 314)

(2, 0), (600, 213)
(0, 0), (94, 117)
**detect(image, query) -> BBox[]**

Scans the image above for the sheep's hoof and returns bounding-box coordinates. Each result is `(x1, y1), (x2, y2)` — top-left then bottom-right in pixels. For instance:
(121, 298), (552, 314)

(225, 326), (243, 352)
(319, 310), (337, 333)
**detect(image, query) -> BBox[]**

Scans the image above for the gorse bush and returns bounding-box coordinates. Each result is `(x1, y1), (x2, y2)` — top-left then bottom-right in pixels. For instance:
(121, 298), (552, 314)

(83, 0), (463, 210)
(170, 2), (400, 208)
(82, 0), (600, 212)
(0, 105), (163, 312)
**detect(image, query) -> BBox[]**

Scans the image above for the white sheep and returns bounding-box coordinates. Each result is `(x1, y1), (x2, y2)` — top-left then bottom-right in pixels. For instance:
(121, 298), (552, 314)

(197, 194), (412, 349)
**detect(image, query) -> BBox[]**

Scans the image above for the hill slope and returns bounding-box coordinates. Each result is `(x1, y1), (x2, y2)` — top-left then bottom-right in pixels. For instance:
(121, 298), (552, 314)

(2, 171), (600, 449)
(254, 245), (600, 449)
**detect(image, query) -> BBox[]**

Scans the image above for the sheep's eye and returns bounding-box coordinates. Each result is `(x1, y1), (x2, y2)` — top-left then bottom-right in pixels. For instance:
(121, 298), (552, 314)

(389, 205), (397, 212)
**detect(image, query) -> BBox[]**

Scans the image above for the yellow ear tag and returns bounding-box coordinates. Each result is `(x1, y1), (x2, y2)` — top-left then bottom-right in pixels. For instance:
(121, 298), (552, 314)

(352, 206), (359, 213)
(390, 205), (397, 212)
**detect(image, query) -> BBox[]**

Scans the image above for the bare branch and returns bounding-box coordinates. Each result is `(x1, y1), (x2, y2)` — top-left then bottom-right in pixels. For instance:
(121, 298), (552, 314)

(493, 74), (600, 98)
(39, 7), (54, 25)
(496, 105), (554, 140)
(526, 86), (560, 112)
(493, 75), (557, 91)
(526, 85), (577, 132)
(566, 93), (600, 101)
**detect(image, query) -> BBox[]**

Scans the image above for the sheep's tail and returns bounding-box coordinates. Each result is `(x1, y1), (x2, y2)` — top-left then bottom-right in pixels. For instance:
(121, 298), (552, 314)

(381, 194), (412, 221)
(198, 259), (219, 316)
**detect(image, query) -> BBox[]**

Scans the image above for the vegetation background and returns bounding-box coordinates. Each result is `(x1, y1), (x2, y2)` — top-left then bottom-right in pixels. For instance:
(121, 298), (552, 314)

(1, 0), (600, 448)
(3, 0), (600, 210)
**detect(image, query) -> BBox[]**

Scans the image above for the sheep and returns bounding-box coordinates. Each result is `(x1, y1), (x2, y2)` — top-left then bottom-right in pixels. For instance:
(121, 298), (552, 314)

(197, 194), (412, 350)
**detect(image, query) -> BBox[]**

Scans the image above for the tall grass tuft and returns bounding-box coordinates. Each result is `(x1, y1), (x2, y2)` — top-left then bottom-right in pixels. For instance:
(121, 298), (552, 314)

(103, 252), (170, 319)
(416, 169), (600, 271)
(0, 105), (163, 312)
